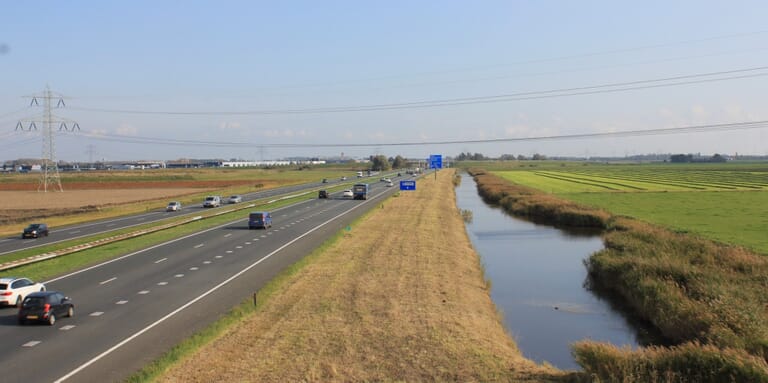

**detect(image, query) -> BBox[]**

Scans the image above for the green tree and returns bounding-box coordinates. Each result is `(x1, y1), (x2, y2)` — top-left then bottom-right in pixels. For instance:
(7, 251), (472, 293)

(370, 155), (391, 171)
(392, 155), (407, 169)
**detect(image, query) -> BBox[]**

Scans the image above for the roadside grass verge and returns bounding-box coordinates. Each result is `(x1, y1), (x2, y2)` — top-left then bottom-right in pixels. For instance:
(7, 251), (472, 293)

(466, 168), (768, 381)
(125, 223), (349, 383)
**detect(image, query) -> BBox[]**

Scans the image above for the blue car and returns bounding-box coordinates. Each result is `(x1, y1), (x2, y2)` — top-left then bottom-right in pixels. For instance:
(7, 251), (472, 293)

(248, 212), (272, 229)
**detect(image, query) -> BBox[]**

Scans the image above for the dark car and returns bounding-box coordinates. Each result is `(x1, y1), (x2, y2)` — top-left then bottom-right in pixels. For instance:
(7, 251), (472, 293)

(318, 190), (329, 199)
(18, 291), (74, 326)
(248, 211), (273, 229)
(22, 223), (49, 239)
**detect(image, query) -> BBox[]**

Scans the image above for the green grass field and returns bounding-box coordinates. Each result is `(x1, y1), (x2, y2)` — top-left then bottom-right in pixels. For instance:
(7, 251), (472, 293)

(491, 162), (768, 254)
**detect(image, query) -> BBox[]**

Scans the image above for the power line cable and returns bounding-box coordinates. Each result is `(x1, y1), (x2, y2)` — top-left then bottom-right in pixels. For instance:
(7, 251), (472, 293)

(68, 65), (768, 116)
(75, 120), (768, 149)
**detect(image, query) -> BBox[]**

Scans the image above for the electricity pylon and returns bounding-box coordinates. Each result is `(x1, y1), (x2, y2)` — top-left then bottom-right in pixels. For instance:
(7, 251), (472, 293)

(15, 86), (80, 192)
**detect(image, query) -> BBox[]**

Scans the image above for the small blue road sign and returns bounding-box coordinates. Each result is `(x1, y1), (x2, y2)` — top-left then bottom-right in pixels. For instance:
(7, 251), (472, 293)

(400, 180), (416, 191)
(429, 154), (442, 169)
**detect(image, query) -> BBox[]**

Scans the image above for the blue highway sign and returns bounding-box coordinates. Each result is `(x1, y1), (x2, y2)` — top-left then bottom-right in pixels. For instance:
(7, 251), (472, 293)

(400, 180), (416, 191)
(429, 154), (442, 169)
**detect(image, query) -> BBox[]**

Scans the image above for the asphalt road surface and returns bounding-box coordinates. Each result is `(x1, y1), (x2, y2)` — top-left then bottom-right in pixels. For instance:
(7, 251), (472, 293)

(0, 175), (411, 382)
(0, 175), (372, 257)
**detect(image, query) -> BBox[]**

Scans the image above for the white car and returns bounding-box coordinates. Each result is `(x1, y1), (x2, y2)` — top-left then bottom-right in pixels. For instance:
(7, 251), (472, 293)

(0, 277), (46, 307)
(386, 181), (394, 187)
(228, 195), (242, 204)
(166, 201), (182, 212)
(342, 190), (354, 198)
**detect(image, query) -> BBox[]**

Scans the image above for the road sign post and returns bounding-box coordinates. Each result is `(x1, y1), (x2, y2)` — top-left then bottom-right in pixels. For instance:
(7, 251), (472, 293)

(429, 154), (442, 180)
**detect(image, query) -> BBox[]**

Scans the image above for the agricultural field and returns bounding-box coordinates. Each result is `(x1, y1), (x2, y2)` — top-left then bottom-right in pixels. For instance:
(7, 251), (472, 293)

(0, 165), (360, 235)
(492, 162), (768, 254)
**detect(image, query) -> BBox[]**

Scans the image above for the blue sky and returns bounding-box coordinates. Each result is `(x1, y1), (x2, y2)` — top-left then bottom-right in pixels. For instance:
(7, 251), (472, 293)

(2, 1), (768, 161)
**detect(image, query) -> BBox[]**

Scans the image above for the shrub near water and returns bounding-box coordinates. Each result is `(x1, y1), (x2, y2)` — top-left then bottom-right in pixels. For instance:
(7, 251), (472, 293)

(588, 217), (768, 356)
(467, 167), (768, 381)
(468, 168), (610, 228)
(573, 341), (768, 383)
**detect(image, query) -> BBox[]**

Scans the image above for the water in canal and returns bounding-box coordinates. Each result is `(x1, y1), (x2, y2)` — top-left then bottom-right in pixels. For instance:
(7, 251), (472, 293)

(455, 174), (642, 370)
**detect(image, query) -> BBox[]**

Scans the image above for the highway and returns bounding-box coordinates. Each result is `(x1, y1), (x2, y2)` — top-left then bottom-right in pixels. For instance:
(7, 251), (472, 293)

(0, 175), (410, 382)
(0, 176), (357, 257)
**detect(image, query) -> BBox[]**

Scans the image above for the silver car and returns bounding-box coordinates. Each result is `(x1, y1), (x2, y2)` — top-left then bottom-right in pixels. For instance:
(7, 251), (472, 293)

(228, 195), (242, 204)
(166, 201), (182, 212)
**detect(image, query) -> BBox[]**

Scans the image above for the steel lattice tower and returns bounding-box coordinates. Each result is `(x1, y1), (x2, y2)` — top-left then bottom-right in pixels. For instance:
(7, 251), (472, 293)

(16, 86), (79, 192)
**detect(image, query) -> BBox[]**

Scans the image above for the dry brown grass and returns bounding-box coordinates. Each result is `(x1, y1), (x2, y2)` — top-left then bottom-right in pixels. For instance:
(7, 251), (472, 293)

(159, 169), (565, 383)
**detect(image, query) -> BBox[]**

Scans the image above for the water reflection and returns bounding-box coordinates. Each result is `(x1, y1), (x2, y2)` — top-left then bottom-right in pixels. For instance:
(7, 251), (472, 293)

(455, 174), (643, 370)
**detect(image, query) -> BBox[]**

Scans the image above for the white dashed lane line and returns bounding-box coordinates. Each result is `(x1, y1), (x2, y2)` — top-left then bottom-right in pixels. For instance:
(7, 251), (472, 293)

(245, 242), (251, 245)
(90, 312), (104, 317)
(22, 341), (41, 347)
(190, 267), (198, 271)
(226, 250), (233, 254)
(138, 290), (150, 295)
(154, 258), (167, 264)
(99, 277), (117, 285)
(194, 244), (204, 249)
(174, 274), (184, 278)
(224, 233), (232, 238)
(203, 261), (211, 264)
(236, 246), (242, 249)
(116, 300), (128, 305)
(60, 325), (76, 331)
(157, 282), (168, 286)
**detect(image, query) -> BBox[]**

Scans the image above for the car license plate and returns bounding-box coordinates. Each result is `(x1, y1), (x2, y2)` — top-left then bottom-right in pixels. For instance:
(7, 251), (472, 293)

(26, 315), (38, 320)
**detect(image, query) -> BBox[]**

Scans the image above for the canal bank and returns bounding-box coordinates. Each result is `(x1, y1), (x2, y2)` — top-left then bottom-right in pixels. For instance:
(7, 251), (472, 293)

(455, 173), (642, 369)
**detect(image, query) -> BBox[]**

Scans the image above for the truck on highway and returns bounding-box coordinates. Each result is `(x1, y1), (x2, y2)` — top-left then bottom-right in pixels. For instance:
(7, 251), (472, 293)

(352, 183), (369, 200)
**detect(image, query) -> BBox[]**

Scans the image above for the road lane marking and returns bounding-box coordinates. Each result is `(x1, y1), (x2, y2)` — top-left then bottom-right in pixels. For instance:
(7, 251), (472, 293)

(138, 290), (150, 295)
(174, 274), (184, 278)
(90, 312), (104, 317)
(52, 190), (387, 383)
(226, 250), (233, 254)
(203, 261), (211, 264)
(190, 267), (198, 271)
(99, 277), (117, 285)
(22, 341), (41, 347)
(245, 242), (251, 245)
(215, 255), (223, 259)
(157, 282), (168, 286)
(261, 235), (267, 238)
(236, 246), (242, 249)
(224, 233), (232, 238)
(116, 300), (128, 305)
(60, 325), (76, 331)
(154, 258), (167, 264)
(194, 244), (204, 249)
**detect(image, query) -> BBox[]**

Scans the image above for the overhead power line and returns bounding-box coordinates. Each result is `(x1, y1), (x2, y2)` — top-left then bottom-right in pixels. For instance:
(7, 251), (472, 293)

(69, 65), (768, 116)
(75, 120), (768, 149)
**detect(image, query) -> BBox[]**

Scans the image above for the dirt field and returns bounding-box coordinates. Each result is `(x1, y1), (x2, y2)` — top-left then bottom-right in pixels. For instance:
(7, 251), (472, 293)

(0, 189), (210, 210)
(159, 169), (563, 382)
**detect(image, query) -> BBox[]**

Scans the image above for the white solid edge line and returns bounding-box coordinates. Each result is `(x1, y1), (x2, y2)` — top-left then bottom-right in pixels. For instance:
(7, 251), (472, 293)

(54, 188), (388, 383)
